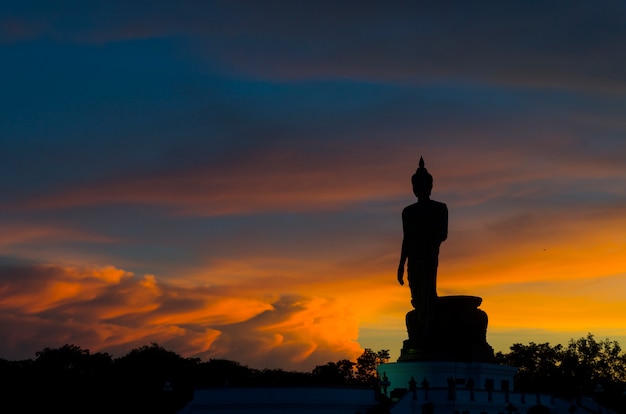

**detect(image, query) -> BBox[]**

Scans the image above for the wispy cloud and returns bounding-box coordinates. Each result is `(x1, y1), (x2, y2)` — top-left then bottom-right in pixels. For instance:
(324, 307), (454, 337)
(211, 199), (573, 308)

(0, 262), (361, 369)
(3, 1), (624, 91)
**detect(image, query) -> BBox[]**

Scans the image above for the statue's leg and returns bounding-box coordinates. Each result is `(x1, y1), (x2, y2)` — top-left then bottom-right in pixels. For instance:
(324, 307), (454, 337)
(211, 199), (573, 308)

(407, 268), (430, 341)
(423, 258), (439, 340)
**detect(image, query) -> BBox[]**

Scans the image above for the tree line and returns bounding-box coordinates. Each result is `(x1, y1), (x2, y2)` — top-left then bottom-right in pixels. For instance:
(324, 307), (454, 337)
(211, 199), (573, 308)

(495, 333), (626, 412)
(0, 333), (625, 413)
(0, 343), (389, 414)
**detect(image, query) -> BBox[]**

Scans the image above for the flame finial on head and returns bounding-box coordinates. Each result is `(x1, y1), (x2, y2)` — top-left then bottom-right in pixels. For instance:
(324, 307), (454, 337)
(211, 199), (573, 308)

(412, 155), (433, 197)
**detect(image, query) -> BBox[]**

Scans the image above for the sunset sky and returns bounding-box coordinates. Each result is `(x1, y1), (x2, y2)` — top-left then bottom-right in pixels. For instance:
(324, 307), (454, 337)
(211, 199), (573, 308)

(1, 1), (625, 371)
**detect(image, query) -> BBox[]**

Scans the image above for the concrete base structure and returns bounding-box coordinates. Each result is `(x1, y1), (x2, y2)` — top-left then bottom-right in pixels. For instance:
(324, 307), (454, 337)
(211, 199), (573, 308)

(378, 360), (517, 394)
(377, 360), (574, 414)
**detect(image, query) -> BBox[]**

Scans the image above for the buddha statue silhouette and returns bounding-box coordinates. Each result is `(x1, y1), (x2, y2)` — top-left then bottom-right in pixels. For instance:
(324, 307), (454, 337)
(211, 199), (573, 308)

(397, 156), (448, 340)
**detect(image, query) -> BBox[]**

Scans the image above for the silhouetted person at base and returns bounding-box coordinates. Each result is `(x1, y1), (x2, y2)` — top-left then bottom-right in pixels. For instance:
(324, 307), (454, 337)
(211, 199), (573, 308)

(397, 157), (448, 339)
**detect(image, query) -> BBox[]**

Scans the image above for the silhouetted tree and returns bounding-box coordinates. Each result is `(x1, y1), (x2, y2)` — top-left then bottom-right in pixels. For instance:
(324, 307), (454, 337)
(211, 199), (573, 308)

(495, 342), (564, 393)
(356, 348), (390, 386)
(0, 358), (35, 412)
(312, 359), (356, 385)
(192, 358), (257, 387)
(113, 343), (197, 414)
(17, 344), (115, 413)
(496, 333), (626, 412)
(560, 334), (626, 408)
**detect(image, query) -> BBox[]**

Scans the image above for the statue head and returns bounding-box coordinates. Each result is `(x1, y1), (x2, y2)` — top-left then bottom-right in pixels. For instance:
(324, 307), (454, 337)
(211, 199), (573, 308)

(411, 156), (433, 198)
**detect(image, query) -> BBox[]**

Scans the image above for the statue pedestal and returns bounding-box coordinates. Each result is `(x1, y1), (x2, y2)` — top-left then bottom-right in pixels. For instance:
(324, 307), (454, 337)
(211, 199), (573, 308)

(377, 296), (535, 413)
(400, 295), (494, 362)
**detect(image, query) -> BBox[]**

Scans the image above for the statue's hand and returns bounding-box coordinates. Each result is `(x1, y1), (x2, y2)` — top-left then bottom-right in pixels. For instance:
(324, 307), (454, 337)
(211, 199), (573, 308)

(397, 266), (404, 285)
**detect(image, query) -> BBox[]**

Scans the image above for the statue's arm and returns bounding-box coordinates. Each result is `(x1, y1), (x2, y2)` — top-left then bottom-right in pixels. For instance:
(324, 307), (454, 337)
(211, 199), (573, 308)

(439, 203), (449, 243)
(398, 239), (407, 285)
(398, 211), (408, 285)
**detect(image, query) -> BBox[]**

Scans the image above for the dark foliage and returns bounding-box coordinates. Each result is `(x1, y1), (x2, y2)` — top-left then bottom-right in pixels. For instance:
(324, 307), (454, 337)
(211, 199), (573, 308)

(356, 349), (390, 386)
(4, 334), (625, 413)
(0, 344), (389, 413)
(495, 333), (626, 412)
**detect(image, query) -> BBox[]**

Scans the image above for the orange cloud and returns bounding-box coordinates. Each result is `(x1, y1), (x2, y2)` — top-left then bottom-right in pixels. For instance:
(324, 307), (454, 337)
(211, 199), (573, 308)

(0, 262), (362, 370)
(203, 295), (362, 369)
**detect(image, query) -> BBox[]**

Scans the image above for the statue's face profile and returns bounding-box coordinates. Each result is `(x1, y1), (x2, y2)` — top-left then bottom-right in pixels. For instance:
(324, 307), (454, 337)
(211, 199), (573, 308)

(411, 175), (432, 199)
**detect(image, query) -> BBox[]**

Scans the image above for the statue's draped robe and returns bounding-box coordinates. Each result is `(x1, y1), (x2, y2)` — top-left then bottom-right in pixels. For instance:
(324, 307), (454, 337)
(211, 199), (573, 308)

(401, 199), (448, 334)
